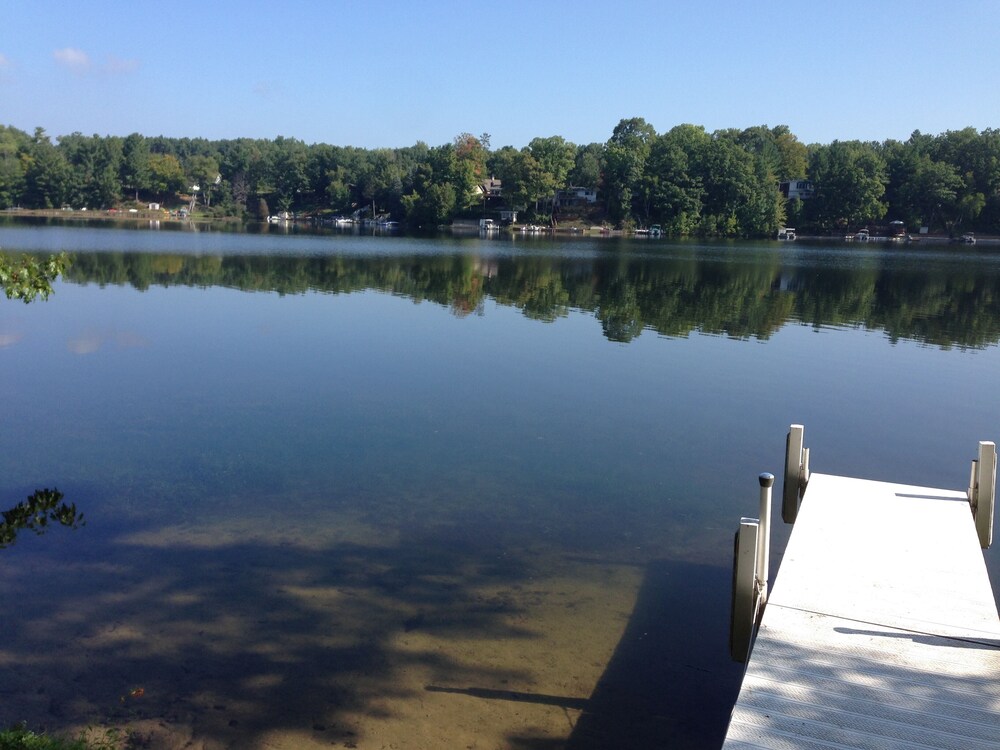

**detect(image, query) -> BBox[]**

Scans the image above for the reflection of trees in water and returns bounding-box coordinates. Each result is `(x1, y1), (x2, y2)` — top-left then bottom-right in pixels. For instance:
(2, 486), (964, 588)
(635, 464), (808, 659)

(61, 250), (1000, 348)
(0, 251), (69, 303)
(0, 488), (84, 548)
(1, 253), (81, 550)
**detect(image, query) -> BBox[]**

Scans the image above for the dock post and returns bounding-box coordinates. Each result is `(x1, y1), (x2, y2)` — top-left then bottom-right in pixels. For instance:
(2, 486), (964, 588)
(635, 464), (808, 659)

(757, 473), (774, 606)
(783, 425), (805, 524)
(730, 518), (760, 663)
(971, 441), (997, 549)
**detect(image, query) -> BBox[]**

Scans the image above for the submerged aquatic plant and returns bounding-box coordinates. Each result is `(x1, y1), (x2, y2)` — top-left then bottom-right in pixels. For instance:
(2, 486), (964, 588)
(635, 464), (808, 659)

(0, 724), (88, 749)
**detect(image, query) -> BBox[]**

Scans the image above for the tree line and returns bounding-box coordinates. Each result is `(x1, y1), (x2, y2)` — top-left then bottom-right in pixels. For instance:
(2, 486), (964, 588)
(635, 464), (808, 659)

(2, 120), (999, 236)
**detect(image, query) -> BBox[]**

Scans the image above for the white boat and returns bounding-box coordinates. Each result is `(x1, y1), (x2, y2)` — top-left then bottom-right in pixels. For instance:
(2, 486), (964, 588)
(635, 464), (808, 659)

(777, 227), (796, 241)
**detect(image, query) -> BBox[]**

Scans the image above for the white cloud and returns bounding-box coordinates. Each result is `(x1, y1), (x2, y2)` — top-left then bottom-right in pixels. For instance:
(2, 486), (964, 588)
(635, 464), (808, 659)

(53, 47), (91, 71)
(0, 53), (10, 68)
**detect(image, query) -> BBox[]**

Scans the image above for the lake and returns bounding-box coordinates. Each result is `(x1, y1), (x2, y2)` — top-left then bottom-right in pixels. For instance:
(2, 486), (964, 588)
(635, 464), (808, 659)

(1, 220), (999, 749)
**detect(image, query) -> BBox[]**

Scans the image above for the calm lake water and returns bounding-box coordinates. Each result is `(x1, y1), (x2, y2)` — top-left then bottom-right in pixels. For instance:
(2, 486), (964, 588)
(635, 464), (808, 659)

(2, 220), (999, 749)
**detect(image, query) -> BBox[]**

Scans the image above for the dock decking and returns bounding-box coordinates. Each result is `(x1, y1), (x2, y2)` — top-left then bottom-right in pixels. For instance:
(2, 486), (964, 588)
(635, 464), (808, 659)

(723, 437), (1000, 749)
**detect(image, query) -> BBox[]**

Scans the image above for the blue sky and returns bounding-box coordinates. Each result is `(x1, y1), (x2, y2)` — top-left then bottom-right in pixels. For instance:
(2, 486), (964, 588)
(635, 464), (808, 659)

(2, 0), (998, 150)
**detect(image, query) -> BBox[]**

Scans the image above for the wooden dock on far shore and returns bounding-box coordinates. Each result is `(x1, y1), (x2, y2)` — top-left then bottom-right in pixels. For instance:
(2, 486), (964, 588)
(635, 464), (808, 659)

(723, 426), (1000, 749)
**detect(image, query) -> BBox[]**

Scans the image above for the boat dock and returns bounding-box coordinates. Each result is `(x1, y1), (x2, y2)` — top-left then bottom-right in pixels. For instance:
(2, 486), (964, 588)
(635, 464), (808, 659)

(723, 426), (1000, 749)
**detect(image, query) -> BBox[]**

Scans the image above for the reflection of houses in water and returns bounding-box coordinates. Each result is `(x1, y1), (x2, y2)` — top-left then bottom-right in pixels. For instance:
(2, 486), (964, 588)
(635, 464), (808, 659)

(473, 257), (498, 279)
(773, 271), (805, 293)
(779, 180), (815, 200)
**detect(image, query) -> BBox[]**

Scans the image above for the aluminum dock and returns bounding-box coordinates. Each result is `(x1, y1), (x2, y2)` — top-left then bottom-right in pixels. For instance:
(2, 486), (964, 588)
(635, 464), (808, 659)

(723, 426), (1000, 749)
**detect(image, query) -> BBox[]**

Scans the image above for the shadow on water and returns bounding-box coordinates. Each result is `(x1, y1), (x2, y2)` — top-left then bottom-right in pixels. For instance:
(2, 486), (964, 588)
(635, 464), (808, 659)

(0, 509), (547, 746)
(0, 495), (744, 749)
(560, 560), (743, 749)
(432, 560), (744, 750)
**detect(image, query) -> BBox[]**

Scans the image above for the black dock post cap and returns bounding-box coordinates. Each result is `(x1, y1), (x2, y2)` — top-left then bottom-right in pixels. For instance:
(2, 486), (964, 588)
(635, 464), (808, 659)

(759, 472), (775, 488)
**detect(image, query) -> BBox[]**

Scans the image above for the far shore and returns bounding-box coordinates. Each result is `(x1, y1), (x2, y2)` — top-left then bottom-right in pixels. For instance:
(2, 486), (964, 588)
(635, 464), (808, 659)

(3, 208), (996, 243)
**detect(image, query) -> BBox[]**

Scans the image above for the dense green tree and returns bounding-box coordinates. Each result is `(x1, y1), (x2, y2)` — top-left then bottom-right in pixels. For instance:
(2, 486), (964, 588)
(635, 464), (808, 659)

(0, 126), (30, 209)
(269, 136), (309, 212)
(806, 141), (888, 230)
(488, 145), (547, 214)
(187, 154), (220, 207)
(120, 132), (150, 202)
(401, 181), (456, 227)
(147, 153), (187, 200)
(567, 143), (604, 189)
(727, 125), (808, 181)
(22, 128), (71, 209)
(644, 132), (703, 234)
(217, 138), (264, 213)
(604, 117), (656, 225)
(926, 128), (993, 232)
(451, 133), (490, 209)
(487, 145), (524, 208)
(527, 135), (576, 204)
(59, 132), (123, 209)
(697, 137), (758, 234)
(894, 153), (963, 230)
(974, 129), (1000, 231)
(358, 148), (404, 217)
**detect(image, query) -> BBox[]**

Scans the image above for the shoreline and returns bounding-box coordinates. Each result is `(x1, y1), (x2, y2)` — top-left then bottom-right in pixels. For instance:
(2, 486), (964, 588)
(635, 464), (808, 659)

(4, 209), (997, 244)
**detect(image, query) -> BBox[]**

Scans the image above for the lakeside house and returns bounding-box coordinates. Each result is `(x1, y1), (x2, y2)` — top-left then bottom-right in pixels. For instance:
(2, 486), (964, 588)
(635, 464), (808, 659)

(553, 187), (598, 209)
(477, 177), (503, 198)
(779, 179), (815, 200)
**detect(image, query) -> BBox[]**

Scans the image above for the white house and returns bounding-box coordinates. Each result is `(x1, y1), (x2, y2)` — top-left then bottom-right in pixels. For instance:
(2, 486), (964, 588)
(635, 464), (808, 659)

(476, 177), (502, 198)
(553, 187), (598, 208)
(779, 180), (815, 200)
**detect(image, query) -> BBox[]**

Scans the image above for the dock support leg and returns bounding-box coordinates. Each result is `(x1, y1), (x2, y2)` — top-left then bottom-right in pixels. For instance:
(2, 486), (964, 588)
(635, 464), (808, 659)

(970, 441), (997, 549)
(730, 518), (760, 663)
(757, 473), (774, 607)
(783, 425), (806, 524)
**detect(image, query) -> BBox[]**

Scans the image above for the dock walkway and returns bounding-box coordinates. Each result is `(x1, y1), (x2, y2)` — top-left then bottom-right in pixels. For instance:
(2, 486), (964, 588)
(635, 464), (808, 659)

(723, 436), (1000, 748)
